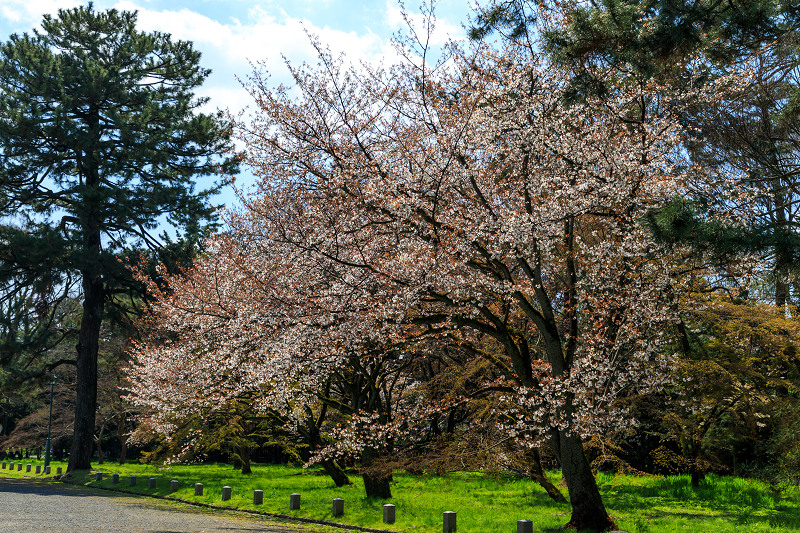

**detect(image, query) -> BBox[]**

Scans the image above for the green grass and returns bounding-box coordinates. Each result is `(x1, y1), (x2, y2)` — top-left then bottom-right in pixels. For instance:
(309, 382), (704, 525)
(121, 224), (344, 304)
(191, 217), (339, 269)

(3, 458), (800, 532)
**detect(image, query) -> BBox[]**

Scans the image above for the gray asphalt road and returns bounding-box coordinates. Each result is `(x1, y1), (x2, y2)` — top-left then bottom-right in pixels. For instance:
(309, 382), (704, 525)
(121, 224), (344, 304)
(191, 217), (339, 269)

(0, 476), (323, 533)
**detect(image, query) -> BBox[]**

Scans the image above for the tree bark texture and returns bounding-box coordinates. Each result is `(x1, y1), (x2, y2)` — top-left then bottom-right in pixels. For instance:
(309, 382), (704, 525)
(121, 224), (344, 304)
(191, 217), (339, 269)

(68, 267), (103, 472)
(527, 447), (568, 503)
(361, 448), (392, 499)
(118, 414), (127, 465)
(239, 445), (252, 474)
(320, 459), (351, 487)
(362, 471), (392, 499)
(558, 432), (616, 532)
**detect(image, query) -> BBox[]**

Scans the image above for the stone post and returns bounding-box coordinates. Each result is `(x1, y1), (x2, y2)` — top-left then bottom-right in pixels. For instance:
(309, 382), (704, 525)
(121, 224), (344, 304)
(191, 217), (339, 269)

(1, 461), (5, 469)
(253, 490), (263, 505)
(112, 474), (119, 484)
(26, 464), (31, 472)
(383, 504), (396, 524)
(194, 483), (203, 496)
(517, 519), (533, 533)
(443, 511), (457, 533)
(332, 498), (344, 517)
(148, 478), (156, 489)
(95, 472), (103, 481)
(290, 493), (301, 510)
(222, 486), (232, 501)
(129, 475), (137, 486)
(17, 463), (22, 471)
(56, 466), (62, 475)
(45, 466), (51, 475)
(170, 480), (179, 493)
(35, 465), (41, 474)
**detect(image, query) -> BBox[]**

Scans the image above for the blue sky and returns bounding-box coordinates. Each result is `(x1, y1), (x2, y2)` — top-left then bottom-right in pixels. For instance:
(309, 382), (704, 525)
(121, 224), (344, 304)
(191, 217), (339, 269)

(0, 0), (475, 210)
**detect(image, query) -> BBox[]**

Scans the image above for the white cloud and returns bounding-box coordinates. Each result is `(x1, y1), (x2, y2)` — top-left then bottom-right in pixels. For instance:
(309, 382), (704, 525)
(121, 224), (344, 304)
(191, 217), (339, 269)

(110, 1), (402, 117)
(1, 0), (81, 32)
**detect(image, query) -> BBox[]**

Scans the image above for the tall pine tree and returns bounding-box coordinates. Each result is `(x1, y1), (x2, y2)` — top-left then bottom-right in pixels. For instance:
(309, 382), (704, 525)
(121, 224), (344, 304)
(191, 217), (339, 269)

(0, 4), (238, 471)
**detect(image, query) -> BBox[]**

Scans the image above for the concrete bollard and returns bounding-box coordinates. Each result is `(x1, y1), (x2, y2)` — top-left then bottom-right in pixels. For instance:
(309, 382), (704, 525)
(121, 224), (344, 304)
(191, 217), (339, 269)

(332, 498), (344, 517)
(170, 480), (179, 493)
(148, 477), (156, 489)
(289, 493), (301, 510)
(443, 511), (457, 533)
(517, 519), (533, 533)
(2, 462), (5, 469)
(56, 466), (62, 475)
(129, 475), (137, 486)
(383, 504), (396, 524)
(221, 486), (232, 501)
(36, 465), (41, 474)
(194, 483), (203, 496)
(112, 473), (119, 484)
(45, 466), (51, 475)
(95, 472), (103, 481)
(26, 464), (31, 472)
(253, 490), (263, 505)
(17, 463), (23, 471)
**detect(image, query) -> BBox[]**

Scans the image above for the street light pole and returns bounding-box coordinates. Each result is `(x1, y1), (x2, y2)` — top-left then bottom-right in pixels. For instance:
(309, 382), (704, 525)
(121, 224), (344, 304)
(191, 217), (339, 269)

(44, 373), (55, 470)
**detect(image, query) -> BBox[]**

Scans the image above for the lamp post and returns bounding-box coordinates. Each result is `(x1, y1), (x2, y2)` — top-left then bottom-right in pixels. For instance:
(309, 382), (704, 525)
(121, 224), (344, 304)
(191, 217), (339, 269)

(44, 373), (55, 470)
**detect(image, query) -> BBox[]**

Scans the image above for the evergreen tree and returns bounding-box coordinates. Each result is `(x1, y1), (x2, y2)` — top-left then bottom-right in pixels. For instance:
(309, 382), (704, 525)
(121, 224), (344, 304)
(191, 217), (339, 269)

(0, 4), (238, 472)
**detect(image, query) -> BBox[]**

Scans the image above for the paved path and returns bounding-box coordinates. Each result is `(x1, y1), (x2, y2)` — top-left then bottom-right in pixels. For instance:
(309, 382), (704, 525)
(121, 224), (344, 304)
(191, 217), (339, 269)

(0, 476), (321, 533)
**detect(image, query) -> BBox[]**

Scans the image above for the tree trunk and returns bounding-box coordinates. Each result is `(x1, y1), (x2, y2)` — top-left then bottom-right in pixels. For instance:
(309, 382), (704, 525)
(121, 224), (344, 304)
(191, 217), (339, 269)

(239, 445), (252, 475)
(118, 414), (127, 465)
(689, 448), (705, 488)
(363, 471), (392, 499)
(527, 447), (567, 504)
(321, 459), (351, 487)
(95, 435), (104, 465)
(558, 431), (616, 532)
(68, 266), (103, 472)
(361, 448), (392, 499)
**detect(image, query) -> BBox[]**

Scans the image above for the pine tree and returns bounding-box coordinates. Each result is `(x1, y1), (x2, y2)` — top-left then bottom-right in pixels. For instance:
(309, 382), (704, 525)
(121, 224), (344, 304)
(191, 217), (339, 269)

(0, 4), (238, 472)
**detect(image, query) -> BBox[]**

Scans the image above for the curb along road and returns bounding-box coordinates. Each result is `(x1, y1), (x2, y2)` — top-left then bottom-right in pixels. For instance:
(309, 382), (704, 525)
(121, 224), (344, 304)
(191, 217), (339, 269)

(0, 475), (391, 533)
(62, 479), (395, 533)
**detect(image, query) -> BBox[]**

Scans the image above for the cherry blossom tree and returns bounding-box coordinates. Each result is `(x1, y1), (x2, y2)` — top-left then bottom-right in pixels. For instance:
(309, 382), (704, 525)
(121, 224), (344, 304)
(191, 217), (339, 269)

(229, 21), (752, 527)
(125, 236), (425, 493)
(127, 7), (751, 530)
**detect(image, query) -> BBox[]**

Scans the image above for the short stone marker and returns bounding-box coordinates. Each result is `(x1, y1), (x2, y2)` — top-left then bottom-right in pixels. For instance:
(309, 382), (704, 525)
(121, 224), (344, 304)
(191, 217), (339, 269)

(56, 466), (62, 475)
(45, 466), (51, 475)
(517, 519), (533, 533)
(148, 477), (156, 489)
(129, 475), (137, 486)
(170, 480), (179, 493)
(443, 510), (457, 533)
(221, 486), (232, 501)
(332, 498), (344, 517)
(95, 472), (103, 481)
(26, 464), (31, 472)
(253, 489), (263, 505)
(194, 483), (203, 496)
(383, 503), (396, 524)
(289, 493), (301, 510)
(112, 473), (119, 484)
(35, 465), (41, 474)
(17, 463), (23, 471)
(2, 462), (6, 469)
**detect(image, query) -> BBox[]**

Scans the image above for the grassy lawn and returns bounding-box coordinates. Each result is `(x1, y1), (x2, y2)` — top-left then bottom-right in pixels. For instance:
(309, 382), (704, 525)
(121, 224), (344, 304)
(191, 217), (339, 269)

(2, 458), (799, 532)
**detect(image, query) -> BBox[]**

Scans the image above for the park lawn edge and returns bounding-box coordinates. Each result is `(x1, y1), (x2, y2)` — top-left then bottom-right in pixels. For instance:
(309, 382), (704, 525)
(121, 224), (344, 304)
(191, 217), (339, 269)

(3, 459), (800, 532)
